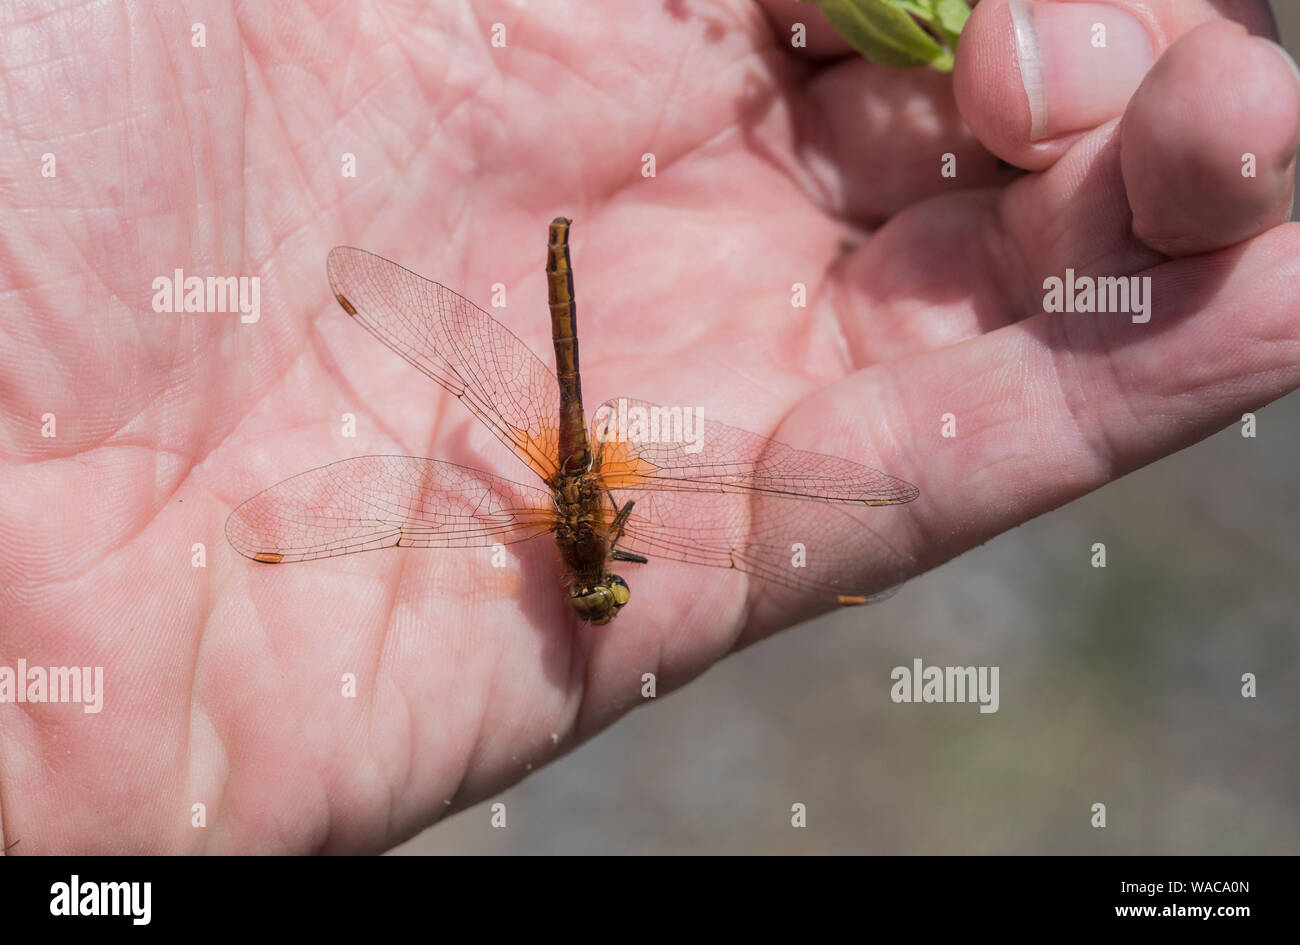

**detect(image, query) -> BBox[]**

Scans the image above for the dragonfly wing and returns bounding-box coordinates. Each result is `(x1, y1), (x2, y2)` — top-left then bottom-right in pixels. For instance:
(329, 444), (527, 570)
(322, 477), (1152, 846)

(611, 488), (912, 601)
(226, 456), (556, 563)
(591, 398), (918, 506)
(327, 247), (561, 481)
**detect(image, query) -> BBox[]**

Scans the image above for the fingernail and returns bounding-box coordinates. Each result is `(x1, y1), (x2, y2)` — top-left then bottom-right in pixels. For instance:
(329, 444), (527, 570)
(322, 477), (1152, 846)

(1009, 0), (1156, 142)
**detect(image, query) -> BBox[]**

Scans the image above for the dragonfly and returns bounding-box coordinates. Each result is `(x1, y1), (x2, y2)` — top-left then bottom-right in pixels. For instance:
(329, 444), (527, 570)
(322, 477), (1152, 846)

(226, 218), (920, 624)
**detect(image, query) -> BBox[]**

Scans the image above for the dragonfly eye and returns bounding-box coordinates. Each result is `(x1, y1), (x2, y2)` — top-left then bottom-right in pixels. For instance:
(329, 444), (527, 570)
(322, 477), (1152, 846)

(605, 573), (630, 608)
(568, 573), (629, 625)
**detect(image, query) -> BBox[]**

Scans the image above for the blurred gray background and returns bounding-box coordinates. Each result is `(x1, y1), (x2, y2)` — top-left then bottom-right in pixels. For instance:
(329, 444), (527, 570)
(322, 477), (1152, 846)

(394, 6), (1300, 855)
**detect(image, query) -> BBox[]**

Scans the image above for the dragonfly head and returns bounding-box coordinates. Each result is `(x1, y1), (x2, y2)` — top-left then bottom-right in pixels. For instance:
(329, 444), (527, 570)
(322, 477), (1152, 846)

(568, 573), (630, 626)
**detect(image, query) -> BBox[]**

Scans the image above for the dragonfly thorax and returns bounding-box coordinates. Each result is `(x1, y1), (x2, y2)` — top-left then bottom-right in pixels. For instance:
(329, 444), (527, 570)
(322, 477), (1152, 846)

(551, 472), (627, 623)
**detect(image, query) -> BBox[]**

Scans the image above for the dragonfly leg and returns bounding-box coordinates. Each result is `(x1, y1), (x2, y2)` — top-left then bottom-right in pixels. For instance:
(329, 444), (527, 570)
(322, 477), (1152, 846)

(605, 493), (648, 564)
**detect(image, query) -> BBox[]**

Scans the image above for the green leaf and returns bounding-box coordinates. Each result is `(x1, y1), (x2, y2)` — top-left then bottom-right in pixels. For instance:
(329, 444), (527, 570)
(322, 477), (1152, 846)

(894, 1), (935, 20)
(932, 0), (971, 48)
(802, 0), (972, 72)
(811, 0), (946, 70)
(890, 1), (937, 19)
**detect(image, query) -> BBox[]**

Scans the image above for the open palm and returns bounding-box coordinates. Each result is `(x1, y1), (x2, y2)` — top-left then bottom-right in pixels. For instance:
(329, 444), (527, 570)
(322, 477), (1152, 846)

(2, 0), (1297, 853)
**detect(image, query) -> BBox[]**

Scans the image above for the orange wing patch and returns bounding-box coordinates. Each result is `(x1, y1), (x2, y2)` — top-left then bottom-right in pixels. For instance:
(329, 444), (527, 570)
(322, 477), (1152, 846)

(507, 425), (560, 482)
(593, 438), (661, 490)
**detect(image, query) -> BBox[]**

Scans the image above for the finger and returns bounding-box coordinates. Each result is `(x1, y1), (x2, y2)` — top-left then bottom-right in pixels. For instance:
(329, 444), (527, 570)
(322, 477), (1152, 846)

(954, 0), (1278, 171)
(833, 23), (1299, 356)
(1121, 21), (1300, 257)
(789, 222), (1300, 574)
(832, 118), (1159, 362)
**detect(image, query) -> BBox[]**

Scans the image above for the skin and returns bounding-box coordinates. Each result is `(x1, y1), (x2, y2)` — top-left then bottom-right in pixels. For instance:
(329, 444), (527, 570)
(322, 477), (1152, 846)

(1, 0), (1297, 853)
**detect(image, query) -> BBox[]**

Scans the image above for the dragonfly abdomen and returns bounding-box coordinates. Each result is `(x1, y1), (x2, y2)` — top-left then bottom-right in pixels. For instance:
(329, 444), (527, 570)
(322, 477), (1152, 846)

(546, 217), (591, 474)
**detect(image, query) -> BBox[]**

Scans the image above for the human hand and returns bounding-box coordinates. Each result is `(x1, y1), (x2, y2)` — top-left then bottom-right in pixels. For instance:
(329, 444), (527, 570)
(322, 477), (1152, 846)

(1, 0), (1295, 853)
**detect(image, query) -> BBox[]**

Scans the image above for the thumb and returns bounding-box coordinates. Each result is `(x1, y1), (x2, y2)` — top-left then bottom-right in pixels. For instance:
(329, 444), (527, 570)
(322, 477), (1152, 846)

(953, 0), (1279, 170)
